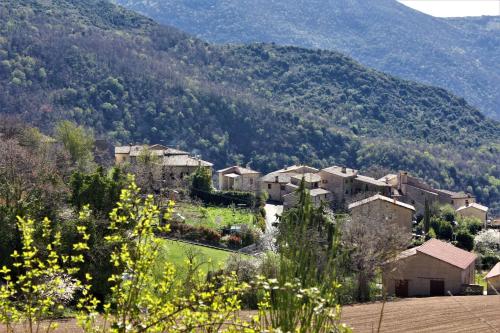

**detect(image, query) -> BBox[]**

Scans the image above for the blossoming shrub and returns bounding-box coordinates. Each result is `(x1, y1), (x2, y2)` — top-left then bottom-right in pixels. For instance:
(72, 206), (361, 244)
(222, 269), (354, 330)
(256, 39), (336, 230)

(0, 210), (92, 332)
(0, 178), (351, 332)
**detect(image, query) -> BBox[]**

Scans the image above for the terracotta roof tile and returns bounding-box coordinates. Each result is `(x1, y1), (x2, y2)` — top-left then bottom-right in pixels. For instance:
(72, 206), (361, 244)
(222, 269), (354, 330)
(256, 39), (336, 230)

(417, 239), (476, 270)
(485, 262), (500, 279)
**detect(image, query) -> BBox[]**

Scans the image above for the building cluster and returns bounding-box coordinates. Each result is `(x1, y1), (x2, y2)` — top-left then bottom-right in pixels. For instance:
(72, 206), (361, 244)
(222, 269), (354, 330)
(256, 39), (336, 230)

(114, 145), (490, 227)
(115, 144), (497, 298)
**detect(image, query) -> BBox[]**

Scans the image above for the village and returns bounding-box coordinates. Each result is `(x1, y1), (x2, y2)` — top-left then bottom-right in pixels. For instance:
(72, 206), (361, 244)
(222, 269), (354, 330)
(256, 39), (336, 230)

(115, 143), (499, 298)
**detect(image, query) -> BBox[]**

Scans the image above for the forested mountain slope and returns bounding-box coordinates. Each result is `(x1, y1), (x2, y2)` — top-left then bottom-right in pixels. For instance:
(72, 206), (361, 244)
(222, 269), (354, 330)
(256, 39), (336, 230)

(0, 0), (499, 212)
(113, 0), (500, 120)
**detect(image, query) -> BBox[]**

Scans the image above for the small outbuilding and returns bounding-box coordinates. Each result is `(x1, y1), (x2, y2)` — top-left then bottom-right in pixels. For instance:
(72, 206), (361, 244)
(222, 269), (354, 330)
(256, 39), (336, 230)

(383, 239), (477, 297)
(485, 262), (500, 295)
(217, 166), (261, 192)
(456, 202), (488, 223)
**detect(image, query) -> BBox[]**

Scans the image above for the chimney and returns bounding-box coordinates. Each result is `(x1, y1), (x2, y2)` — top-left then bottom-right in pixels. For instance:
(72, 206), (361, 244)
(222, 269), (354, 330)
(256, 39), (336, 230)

(275, 176), (279, 183)
(465, 200), (469, 207)
(341, 166), (346, 174)
(385, 177), (389, 184)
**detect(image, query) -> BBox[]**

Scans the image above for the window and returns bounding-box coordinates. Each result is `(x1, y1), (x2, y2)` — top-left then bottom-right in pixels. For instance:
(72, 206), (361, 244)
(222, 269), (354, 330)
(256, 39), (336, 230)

(268, 184), (272, 190)
(345, 179), (348, 184)
(250, 178), (254, 185)
(322, 179), (328, 184)
(280, 185), (285, 191)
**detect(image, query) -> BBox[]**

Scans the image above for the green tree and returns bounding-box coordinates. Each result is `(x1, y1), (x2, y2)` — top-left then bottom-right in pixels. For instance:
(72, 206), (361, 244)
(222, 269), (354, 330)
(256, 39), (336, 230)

(266, 180), (349, 331)
(190, 166), (213, 194)
(455, 229), (474, 251)
(70, 166), (127, 216)
(423, 198), (431, 239)
(55, 121), (95, 171)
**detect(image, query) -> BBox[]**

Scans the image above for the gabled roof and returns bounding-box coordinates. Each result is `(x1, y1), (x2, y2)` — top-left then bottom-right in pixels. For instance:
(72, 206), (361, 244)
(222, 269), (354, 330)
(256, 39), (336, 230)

(114, 145), (189, 156)
(417, 239), (477, 270)
(291, 172), (321, 183)
(309, 188), (331, 197)
(457, 203), (488, 213)
(435, 189), (475, 199)
(217, 165), (260, 175)
(321, 166), (357, 178)
(224, 173), (240, 178)
(162, 155), (213, 167)
(273, 165), (319, 174)
(355, 174), (391, 187)
(261, 172), (296, 183)
(348, 194), (415, 211)
(378, 174), (398, 182)
(485, 262), (500, 279)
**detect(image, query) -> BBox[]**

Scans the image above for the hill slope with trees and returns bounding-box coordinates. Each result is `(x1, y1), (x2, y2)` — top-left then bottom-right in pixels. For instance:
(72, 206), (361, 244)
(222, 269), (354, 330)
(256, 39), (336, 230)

(0, 0), (499, 212)
(113, 0), (500, 120)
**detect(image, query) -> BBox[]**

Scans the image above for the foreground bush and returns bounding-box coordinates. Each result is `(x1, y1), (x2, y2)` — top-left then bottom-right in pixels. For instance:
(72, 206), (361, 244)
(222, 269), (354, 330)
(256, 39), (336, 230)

(0, 179), (351, 332)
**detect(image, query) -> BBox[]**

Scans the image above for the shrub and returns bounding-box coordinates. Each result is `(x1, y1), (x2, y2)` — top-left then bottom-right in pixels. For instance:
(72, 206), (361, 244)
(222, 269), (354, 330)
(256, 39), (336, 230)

(455, 229), (474, 251)
(480, 252), (500, 270)
(460, 217), (483, 235)
(475, 229), (500, 255)
(227, 234), (242, 248)
(191, 189), (256, 207)
(168, 222), (221, 245)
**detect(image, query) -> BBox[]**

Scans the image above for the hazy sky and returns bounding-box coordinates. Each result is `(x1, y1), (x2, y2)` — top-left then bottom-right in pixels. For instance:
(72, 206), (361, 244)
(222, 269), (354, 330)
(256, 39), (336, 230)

(398, 0), (500, 17)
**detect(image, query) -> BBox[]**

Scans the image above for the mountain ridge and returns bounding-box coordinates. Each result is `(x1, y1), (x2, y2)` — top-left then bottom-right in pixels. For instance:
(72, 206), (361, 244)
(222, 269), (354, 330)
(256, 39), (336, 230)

(0, 0), (498, 212)
(112, 0), (500, 120)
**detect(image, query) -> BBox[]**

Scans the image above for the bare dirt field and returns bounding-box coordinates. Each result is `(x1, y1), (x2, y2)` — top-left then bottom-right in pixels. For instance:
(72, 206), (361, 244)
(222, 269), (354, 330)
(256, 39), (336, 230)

(1, 296), (499, 332)
(340, 295), (500, 333)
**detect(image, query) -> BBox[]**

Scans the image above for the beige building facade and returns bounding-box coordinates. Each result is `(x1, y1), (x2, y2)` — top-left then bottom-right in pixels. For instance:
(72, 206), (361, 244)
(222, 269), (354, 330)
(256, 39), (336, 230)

(485, 262), (500, 295)
(217, 166), (261, 192)
(348, 194), (415, 233)
(456, 202), (488, 223)
(383, 239), (477, 297)
(260, 165), (319, 202)
(114, 144), (213, 187)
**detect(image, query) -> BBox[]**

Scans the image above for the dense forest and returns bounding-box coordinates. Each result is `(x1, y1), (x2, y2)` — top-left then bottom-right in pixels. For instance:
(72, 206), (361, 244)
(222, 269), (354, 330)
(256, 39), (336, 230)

(0, 0), (499, 214)
(113, 0), (500, 120)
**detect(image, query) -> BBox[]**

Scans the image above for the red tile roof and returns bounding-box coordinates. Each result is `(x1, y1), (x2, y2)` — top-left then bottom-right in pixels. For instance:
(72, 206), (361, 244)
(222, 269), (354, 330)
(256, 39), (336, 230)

(417, 239), (476, 270)
(485, 262), (500, 279)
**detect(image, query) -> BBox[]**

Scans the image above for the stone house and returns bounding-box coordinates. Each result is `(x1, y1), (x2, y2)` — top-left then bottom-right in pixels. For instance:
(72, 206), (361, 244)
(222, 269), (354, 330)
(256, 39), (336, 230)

(381, 172), (486, 218)
(283, 187), (333, 210)
(318, 166), (391, 208)
(260, 165), (319, 202)
(217, 166), (261, 192)
(114, 144), (213, 187)
(395, 172), (439, 215)
(485, 262), (500, 295)
(348, 194), (415, 233)
(435, 189), (476, 210)
(383, 239), (477, 297)
(456, 202), (488, 223)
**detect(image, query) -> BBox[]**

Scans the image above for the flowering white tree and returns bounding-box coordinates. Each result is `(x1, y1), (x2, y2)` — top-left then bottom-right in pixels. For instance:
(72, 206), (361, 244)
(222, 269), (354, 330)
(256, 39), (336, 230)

(475, 229), (500, 255)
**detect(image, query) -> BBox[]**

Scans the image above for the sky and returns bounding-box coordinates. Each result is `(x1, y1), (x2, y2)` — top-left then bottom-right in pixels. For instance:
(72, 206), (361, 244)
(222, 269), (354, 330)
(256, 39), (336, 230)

(398, 0), (500, 17)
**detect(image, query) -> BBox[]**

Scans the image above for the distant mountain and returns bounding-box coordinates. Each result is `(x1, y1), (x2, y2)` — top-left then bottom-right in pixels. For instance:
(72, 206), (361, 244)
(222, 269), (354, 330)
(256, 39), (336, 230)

(112, 0), (500, 120)
(0, 0), (499, 212)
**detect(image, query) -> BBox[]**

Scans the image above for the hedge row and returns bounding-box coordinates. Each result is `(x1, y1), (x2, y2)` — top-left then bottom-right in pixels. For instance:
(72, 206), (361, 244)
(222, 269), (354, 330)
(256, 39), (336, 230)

(168, 221), (221, 246)
(191, 188), (256, 207)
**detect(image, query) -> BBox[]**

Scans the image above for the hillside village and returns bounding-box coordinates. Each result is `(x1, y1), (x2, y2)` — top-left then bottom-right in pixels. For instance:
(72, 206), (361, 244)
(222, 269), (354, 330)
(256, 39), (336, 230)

(0, 0), (499, 331)
(115, 143), (499, 297)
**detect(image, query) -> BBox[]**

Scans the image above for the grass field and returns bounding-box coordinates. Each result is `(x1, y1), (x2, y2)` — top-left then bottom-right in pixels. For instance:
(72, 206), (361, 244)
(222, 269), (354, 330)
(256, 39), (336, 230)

(175, 202), (255, 229)
(154, 239), (233, 279)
